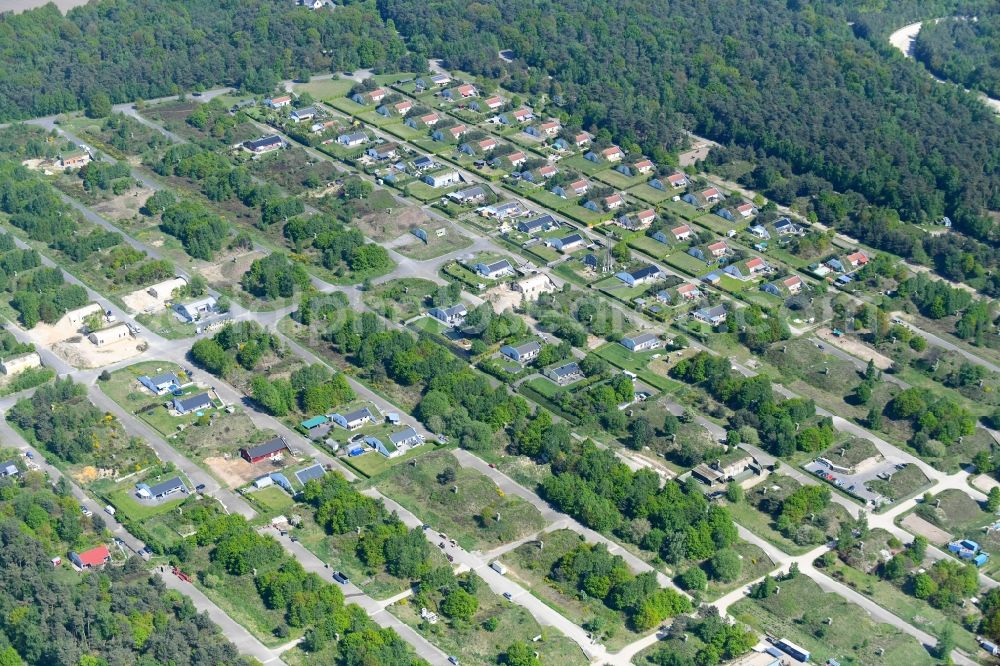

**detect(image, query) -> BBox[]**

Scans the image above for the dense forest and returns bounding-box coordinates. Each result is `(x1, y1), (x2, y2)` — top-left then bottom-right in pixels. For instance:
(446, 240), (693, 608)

(379, 0), (1000, 286)
(914, 12), (1000, 98)
(0, 0), (416, 120)
(0, 521), (252, 665)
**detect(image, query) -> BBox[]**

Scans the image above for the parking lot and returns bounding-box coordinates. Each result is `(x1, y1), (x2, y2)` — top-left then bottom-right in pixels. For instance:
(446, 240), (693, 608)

(803, 456), (912, 508)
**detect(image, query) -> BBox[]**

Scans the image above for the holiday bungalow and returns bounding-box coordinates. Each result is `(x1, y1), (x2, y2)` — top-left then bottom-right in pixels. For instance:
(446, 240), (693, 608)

(429, 303), (468, 326)
(671, 224), (693, 242)
(475, 259), (515, 279)
(265, 95), (292, 109)
(546, 361), (583, 385)
(517, 214), (557, 234)
(138, 372), (180, 395)
(500, 340), (542, 363)
(240, 436), (290, 463)
(290, 107), (318, 122)
(136, 476), (186, 500)
(693, 304), (728, 326)
(548, 233), (586, 253)
(332, 407), (376, 431)
(243, 135), (285, 155)
(620, 332), (661, 352)
(616, 264), (662, 287)
(337, 131), (368, 147)
(173, 392), (213, 415)
(70, 545), (110, 570)
(351, 88), (386, 105)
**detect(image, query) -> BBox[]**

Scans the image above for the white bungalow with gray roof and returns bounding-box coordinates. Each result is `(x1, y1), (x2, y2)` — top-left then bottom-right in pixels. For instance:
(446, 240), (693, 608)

(173, 392), (214, 415)
(474, 259), (514, 279)
(545, 361), (583, 385)
(136, 476), (187, 500)
(429, 304), (468, 326)
(332, 406), (377, 430)
(500, 340), (542, 363)
(138, 372), (181, 395)
(620, 332), (660, 352)
(0, 460), (19, 478)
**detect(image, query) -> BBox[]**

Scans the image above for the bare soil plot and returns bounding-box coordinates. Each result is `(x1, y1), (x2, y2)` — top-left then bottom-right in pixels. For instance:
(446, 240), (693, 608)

(92, 188), (155, 222)
(815, 327), (893, 369)
(204, 455), (261, 488)
(901, 513), (953, 544)
(355, 204), (431, 242)
(201, 249), (266, 290)
(52, 335), (145, 369)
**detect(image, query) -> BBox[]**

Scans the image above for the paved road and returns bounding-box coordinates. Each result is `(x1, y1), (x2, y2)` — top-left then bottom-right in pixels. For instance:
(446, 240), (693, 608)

(157, 568), (286, 665)
(84, 384), (257, 518)
(362, 488), (603, 663)
(266, 528), (454, 665)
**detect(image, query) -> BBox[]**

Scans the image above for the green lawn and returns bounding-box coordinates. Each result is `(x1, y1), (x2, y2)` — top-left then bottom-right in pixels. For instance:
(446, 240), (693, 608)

(362, 278), (440, 322)
(136, 310), (197, 340)
(664, 250), (711, 277)
(96, 471), (191, 523)
(341, 442), (438, 479)
(374, 450), (547, 551)
(99, 360), (218, 437)
(502, 529), (645, 652)
(827, 560), (981, 657)
(245, 485), (295, 517)
(627, 183), (673, 205)
(703, 540), (777, 601)
(523, 376), (562, 398)
(292, 77), (354, 101)
(627, 234), (671, 260)
(391, 572), (589, 666)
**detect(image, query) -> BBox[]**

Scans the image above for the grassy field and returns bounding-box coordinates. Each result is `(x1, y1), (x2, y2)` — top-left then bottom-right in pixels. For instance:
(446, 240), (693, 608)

(135, 310), (198, 340)
(373, 450), (547, 551)
(94, 469), (191, 523)
(292, 77), (354, 101)
(703, 540), (776, 600)
(98, 360), (200, 435)
(341, 442), (438, 479)
(663, 250), (711, 277)
(502, 529), (645, 651)
(392, 572), (589, 666)
(396, 231), (473, 260)
(865, 463), (931, 502)
(245, 485), (296, 517)
(730, 575), (931, 666)
(827, 560), (982, 657)
(819, 437), (880, 470)
(362, 278), (440, 322)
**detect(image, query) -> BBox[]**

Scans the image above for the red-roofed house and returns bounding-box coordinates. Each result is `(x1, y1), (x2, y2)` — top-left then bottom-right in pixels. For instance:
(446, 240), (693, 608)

(845, 252), (869, 268)
(667, 173), (688, 188)
(633, 159), (654, 175)
(447, 84), (478, 99)
(538, 121), (561, 136)
(70, 545), (110, 569)
(569, 179), (589, 196)
(394, 100), (413, 115)
(736, 203), (757, 218)
(507, 151), (527, 167)
(604, 193), (624, 210)
(602, 146), (625, 162)
(783, 275), (804, 294)
(707, 241), (730, 258)
(266, 95), (293, 109)
(677, 283), (702, 300)
(746, 257), (767, 274)
(671, 224), (693, 242)
(538, 164), (558, 179)
(512, 108), (533, 122)
(636, 209), (656, 226)
(352, 88), (385, 104)
(479, 138), (498, 152)
(484, 95), (504, 110)
(702, 187), (723, 203)
(449, 124), (468, 139)
(574, 132), (593, 147)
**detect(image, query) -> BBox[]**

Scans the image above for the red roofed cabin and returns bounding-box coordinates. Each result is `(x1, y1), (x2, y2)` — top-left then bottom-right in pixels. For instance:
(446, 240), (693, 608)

(240, 436), (290, 463)
(70, 545), (110, 569)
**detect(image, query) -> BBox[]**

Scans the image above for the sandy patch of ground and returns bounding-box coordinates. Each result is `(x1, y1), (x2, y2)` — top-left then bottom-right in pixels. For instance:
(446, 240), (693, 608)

(483, 284), (522, 313)
(972, 474), (1000, 494)
(586, 334), (605, 350)
(357, 206), (430, 242)
(901, 513), (952, 544)
(23, 317), (85, 346)
(815, 327), (893, 370)
(92, 187), (155, 222)
(52, 336), (145, 369)
(204, 455), (262, 488)
(122, 284), (174, 314)
(201, 250), (265, 287)
(679, 137), (719, 167)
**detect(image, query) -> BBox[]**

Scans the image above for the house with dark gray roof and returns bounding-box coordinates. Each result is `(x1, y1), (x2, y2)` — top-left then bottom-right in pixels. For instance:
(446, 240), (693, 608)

(294, 464), (327, 486)
(241, 437), (290, 463)
(173, 392), (213, 415)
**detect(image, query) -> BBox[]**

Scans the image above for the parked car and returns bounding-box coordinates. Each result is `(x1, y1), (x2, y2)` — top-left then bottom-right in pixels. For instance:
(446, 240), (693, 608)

(195, 484), (206, 492)
(503, 592), (513, 600)
(332, 571), (349, 584)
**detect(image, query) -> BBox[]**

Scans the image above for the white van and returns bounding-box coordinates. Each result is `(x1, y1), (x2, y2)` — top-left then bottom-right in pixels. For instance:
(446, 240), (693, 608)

(490, 561), (507, 575)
